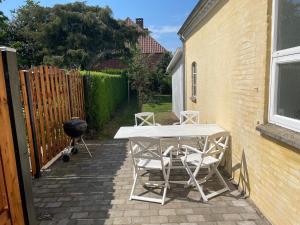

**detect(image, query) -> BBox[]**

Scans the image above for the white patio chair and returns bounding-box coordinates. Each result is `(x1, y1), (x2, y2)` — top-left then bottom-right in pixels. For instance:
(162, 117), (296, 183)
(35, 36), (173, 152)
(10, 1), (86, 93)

(181, 132), (230, 202)
(135, 112), (161, 126)
(174, 110), (200, 125)
(128, 137), (175, 205)
(173, 111), (202, 154)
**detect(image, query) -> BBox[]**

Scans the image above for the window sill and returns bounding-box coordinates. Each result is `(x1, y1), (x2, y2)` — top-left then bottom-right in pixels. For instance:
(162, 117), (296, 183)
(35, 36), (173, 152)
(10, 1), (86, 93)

(190, 96), (197, 103)
(256, 123), (300, 150)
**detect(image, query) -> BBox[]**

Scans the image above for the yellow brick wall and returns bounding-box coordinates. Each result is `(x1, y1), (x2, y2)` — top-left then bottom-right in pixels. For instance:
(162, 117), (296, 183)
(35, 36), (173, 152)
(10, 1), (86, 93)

(184, 0), (300, 224)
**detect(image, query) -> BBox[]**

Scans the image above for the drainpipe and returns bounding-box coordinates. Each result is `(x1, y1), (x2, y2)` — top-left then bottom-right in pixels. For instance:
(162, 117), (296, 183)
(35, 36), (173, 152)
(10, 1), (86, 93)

(179, 34), (187, 110)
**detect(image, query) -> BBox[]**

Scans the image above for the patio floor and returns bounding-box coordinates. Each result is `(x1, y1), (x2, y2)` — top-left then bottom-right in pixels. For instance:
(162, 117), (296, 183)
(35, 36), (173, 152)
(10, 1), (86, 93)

(33, 139), (270, 225)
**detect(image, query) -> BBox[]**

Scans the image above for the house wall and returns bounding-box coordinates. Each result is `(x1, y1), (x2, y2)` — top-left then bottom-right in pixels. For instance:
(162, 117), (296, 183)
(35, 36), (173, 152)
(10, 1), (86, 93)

(171, 57), (184, 118)
(184, 0), (300, 225)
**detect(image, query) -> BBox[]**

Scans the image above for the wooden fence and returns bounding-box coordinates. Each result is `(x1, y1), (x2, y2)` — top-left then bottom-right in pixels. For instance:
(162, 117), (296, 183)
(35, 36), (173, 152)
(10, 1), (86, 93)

(0, 50), (26, 225)
(19, 66), (84, 177)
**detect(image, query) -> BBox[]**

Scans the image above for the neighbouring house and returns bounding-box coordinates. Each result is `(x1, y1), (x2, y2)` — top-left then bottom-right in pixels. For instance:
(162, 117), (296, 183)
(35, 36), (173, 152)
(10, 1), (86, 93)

(125, 17), (167, 68)
(95, 18), (167, 70)
(167, 48), (184, 117)
(178, 1), (300, 225)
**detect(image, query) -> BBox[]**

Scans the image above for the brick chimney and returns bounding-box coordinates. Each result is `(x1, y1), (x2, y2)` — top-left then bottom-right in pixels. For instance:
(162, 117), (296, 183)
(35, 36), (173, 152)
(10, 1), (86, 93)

(136, 18), (144, 29)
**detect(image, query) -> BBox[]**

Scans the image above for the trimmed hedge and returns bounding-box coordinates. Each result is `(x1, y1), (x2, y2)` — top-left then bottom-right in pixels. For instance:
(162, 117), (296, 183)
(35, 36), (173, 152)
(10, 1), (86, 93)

(81, 71), (127, 131)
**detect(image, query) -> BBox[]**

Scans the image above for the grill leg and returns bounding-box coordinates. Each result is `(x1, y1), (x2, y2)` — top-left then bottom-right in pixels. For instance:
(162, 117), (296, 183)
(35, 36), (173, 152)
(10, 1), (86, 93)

(81, 136), (92, 158)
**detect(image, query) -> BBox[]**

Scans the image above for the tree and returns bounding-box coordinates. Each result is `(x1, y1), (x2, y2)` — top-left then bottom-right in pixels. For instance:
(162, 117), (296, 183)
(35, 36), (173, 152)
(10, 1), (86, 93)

(127, 48), (153, 107)
(0, 0), (8, 44)
(7, 1), (141, 68)
(152, 51), (172, 94)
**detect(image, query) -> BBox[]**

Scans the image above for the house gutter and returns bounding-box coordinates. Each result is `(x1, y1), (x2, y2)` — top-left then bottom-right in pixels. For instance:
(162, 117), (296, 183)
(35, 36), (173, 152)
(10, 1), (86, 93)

(167, 48), (183, 73)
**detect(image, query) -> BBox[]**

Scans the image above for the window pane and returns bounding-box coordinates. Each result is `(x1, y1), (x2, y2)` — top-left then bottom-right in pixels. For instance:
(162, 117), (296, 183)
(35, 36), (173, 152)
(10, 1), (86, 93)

(276, 62), (300, 120)
(277, 0), (300, 50)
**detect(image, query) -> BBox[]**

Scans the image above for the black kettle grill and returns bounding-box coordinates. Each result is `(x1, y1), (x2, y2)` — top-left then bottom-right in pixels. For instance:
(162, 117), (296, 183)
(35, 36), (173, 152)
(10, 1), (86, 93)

(62, 118), (92, 162)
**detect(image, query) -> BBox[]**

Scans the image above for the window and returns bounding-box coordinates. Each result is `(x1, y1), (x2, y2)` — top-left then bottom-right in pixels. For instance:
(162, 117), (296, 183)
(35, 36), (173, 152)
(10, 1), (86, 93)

(191, 62), (197, 101)
(269, 0), (300, 132)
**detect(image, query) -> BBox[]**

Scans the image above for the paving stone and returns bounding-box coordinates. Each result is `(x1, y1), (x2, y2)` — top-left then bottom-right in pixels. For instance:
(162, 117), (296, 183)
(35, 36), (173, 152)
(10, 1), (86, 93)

(179, 223), (198, 225)
(222, 214), (242, 221)
(113, 217), (132, 224)
(186, 214), (205, 222)
(159, 208), (177, 215)
(203, 214), (225, 222)
(124, 209), (140, 217)
(161, 223), (180, 225)
(57, 218), (70, 225)
(168, 215), (187, 223)
(240, 213), (260, 220)
(140, 209), (158, 216)
(46, 202), (62, 208)
(175, 208), (194, 215)
(237, 222), (257, 225)
(192, 207), (211, 214)
(132, 216), (150, 224)
(150, 215), (168, 223)
(71, 212), (89, 219)
(232, 200), (249, 207)
(217, 222), (237, 225)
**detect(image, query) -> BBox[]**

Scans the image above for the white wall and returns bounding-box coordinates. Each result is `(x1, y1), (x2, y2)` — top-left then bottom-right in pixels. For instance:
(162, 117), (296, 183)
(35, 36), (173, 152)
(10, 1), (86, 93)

(171, 58), (184, 118)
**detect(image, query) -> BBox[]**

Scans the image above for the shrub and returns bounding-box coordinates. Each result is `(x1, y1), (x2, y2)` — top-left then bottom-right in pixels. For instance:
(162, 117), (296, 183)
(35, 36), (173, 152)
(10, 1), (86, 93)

(81, 71), (127, 131)
(100, 68), (127, 75)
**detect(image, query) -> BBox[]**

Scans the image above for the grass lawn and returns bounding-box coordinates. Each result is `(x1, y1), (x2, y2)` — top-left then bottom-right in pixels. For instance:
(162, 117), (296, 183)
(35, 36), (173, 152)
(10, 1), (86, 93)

(142, 95), (178, 125)
(97, 97), (139, 140)
(142, 95), (172, 112)
(96, 94), (178, 140)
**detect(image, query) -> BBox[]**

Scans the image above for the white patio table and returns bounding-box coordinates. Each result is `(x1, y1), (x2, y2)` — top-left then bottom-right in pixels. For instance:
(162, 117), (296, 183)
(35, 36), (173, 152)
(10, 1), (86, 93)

(114, 124), (227, 187)
(114, 124), (225, 139)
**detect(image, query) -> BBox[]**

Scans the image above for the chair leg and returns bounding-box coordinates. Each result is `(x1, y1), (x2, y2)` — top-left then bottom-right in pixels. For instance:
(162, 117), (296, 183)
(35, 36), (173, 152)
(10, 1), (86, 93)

(216, 169), (229, 191)
(162, 185), (167, 205)
(184, 162), (207, 202)
(187, 164), (201, 186)
(129, 173), (138, 200)
(81, 137), (92, 158)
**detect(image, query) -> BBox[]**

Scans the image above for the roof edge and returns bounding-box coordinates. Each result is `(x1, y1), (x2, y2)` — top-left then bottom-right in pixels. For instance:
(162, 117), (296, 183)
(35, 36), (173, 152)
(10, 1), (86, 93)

(166, 48), (183, 73)
(178, 0), (221, 40)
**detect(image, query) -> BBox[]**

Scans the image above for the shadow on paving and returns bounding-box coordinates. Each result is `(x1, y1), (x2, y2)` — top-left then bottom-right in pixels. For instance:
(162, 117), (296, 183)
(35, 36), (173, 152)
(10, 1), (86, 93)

(33, 139), (271, 225)
(33, 139), (127, 225)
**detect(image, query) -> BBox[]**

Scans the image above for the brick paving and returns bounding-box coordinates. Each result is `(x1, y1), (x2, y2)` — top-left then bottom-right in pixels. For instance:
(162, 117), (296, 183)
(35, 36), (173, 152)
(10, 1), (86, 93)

(33, 139), (270, 225)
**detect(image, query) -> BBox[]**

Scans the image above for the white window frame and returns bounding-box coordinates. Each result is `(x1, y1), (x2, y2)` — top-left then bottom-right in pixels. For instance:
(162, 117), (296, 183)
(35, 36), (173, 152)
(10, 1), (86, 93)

(269, 0), (300, 132)
(191, 62), (197, 100)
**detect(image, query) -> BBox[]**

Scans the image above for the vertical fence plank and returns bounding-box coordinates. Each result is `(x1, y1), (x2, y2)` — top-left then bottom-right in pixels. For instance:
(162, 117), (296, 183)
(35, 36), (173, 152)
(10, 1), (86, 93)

(65, 72), (71, 119)
(54, 67), (63, 155)
(19, 70), (36, 175)
(80, 76), (85, 119)
(44, 66), (54, 162)
(39, 66), (51, 162)
(29, 69), (42, 168)
(34, 67), (47, 165)
(49, 67), (58, 159)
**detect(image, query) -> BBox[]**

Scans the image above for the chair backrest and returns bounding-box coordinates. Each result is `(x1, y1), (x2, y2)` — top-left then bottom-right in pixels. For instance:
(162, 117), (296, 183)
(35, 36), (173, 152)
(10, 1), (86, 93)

(179, 111), (199, 124)
(203, 132), (229, 161)
(129, 137), (164, 168)
(135, 112), (155, 126)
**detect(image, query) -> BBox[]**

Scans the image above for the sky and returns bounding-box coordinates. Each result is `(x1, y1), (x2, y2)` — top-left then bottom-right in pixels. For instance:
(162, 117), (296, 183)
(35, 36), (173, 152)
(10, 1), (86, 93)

(0, 0), (199, 52)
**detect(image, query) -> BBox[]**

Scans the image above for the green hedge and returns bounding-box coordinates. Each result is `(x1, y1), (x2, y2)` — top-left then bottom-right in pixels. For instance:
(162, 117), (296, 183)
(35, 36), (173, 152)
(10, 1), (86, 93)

(81, 71), (127, 131)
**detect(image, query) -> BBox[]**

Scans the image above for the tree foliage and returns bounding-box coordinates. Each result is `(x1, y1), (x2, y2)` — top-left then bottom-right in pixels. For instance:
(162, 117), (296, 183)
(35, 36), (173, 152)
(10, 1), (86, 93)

(0, 0), (8, 44)
(127, 48), (153, 107)
(151, 52), (172, 94)
(6, 0), (141, 68)
(127, 49), (172, 106)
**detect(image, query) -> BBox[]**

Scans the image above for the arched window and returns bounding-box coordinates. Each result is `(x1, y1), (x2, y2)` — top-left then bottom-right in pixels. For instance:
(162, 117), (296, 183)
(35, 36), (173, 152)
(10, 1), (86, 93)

(191, 62), (197, 100)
